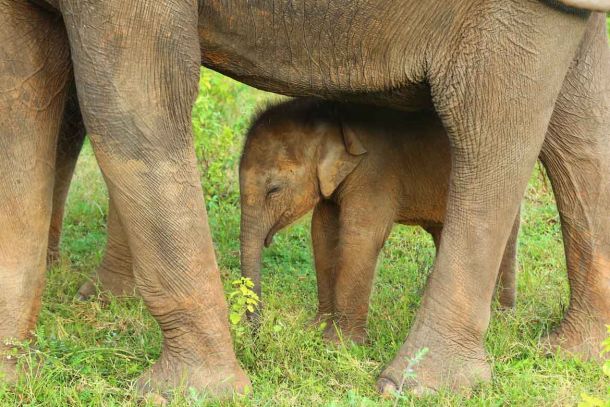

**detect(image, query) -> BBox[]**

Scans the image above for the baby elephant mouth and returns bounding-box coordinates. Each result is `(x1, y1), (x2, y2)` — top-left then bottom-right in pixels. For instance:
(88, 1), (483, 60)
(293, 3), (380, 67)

(264, 226), (278, 248)
(264, 212), (289, 248)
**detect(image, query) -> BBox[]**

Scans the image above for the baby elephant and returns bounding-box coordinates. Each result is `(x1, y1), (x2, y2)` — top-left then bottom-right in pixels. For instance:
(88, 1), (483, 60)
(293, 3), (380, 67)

(239, 98), (520, 343)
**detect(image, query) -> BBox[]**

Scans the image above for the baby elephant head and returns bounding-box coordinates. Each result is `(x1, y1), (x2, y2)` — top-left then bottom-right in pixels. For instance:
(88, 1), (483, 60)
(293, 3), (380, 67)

(239, 98), (367, 305)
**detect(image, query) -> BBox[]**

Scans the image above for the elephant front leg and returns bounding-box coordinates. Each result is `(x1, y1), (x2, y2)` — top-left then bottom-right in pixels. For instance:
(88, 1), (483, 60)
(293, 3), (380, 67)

(540, 13), (610, 361)
(60, 1), (248, 399)
(77, 199), (136, 300)
(325, 202), (393, 345)
(0, 0), (71, 383)
(310, 201), (341, 327)
(377, 7), (587, 394)
(425, 215), (519, 311)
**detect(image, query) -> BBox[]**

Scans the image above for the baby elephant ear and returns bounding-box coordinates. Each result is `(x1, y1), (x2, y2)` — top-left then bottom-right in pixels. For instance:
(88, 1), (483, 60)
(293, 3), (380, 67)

(341, 121), (367, 156)
(317, 121), (367, 198)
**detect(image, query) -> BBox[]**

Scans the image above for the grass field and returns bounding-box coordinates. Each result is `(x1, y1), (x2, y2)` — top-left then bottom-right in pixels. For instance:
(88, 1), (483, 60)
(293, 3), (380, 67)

(1, 23), (609, 406)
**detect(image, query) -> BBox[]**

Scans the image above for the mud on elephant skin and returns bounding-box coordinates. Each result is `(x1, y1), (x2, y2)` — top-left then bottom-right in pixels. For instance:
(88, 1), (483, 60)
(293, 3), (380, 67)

(1, 0), (608, 399)
(239, 98), (522, 344)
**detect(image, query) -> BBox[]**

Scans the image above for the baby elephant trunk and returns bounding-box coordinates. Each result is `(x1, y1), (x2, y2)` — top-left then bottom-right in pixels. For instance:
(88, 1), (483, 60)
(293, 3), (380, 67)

(240, 211), (266, 323)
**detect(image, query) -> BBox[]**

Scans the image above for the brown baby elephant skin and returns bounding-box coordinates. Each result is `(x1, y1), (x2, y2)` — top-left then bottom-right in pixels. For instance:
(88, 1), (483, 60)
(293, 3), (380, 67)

(1, 0), (608, 399)
(239, 99), (522, 345)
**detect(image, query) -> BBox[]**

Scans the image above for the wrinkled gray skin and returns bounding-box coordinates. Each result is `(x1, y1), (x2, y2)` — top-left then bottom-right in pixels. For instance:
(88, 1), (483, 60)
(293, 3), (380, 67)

(239, 99), (522, 345)
(1, 0), (608, 400)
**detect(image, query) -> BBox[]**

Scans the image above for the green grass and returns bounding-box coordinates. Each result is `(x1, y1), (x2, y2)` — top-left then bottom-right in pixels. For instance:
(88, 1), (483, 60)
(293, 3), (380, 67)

(2, 25), (610, 404)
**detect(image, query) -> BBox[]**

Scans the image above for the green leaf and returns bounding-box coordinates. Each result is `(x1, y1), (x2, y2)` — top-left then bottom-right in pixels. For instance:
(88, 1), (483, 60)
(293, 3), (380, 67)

(229, 313), (242, 325)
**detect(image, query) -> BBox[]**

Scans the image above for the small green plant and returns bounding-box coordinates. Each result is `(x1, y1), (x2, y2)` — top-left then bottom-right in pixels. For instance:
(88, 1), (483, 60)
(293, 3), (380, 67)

(578, 325), (610, 407)
(392, 347), (430, 405)
(228, 277), (260, 327)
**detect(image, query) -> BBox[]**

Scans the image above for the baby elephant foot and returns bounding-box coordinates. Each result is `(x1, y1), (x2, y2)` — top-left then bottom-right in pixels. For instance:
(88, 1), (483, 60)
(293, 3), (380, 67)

(377, 322), (491, 396)
(46, 247), (61, 269)
(135, 351), (251, 403)
(322, 320), (368, 345)
(496, 290), (516, 310)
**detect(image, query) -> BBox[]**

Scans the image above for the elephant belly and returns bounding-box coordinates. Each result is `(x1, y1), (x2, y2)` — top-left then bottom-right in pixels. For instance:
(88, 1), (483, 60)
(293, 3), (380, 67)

(30, 0), (59, 12)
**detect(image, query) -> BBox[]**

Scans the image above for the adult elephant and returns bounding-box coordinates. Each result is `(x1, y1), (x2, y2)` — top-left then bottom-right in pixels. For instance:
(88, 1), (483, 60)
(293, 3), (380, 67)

(1, 0), (608, 400)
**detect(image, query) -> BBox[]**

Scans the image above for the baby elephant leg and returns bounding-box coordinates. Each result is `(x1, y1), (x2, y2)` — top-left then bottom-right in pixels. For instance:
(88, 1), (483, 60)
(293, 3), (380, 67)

(327, 202), (393, 344)
(310, 201), (340, 326)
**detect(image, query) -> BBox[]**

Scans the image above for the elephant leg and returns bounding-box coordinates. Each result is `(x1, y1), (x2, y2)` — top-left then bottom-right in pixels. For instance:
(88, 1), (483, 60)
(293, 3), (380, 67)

(377, 7), (587, 394)
(426, 214), (519, 311)
(310, 200), (341, 326)
(76, 198), (136, 300)
(327, 203), (393, 344)
(540, 13), (610, 361)
(60, 1), (249, 399)
(0, 0), (71, 383)
(496, 208), (520, 309)
(48, 81), (136, 298)
(47, 81), (86, 267)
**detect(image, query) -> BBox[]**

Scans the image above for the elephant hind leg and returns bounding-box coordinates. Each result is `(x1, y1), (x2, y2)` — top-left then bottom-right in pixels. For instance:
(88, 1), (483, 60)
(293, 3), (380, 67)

(47, 79), (137, 298)
(76, 199), (136, 300)
(0, 0), (71, 382)
(540, 13), (610, 361)
(496, 208), (520, 309)
(47, 80), (86, 267)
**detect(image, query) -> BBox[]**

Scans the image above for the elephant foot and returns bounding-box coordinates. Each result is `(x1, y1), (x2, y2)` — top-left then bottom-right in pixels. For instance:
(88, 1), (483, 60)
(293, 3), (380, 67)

(135, 351), (251, 403)
(542, 312), (609, 361)
(76, 265), (137, 301)
(377, 322), (491, 396)
(322, 321), (368, 345)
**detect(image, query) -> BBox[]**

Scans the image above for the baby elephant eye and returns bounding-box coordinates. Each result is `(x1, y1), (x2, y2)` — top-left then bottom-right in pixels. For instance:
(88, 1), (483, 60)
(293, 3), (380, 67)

(266, 186), (281, 198)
